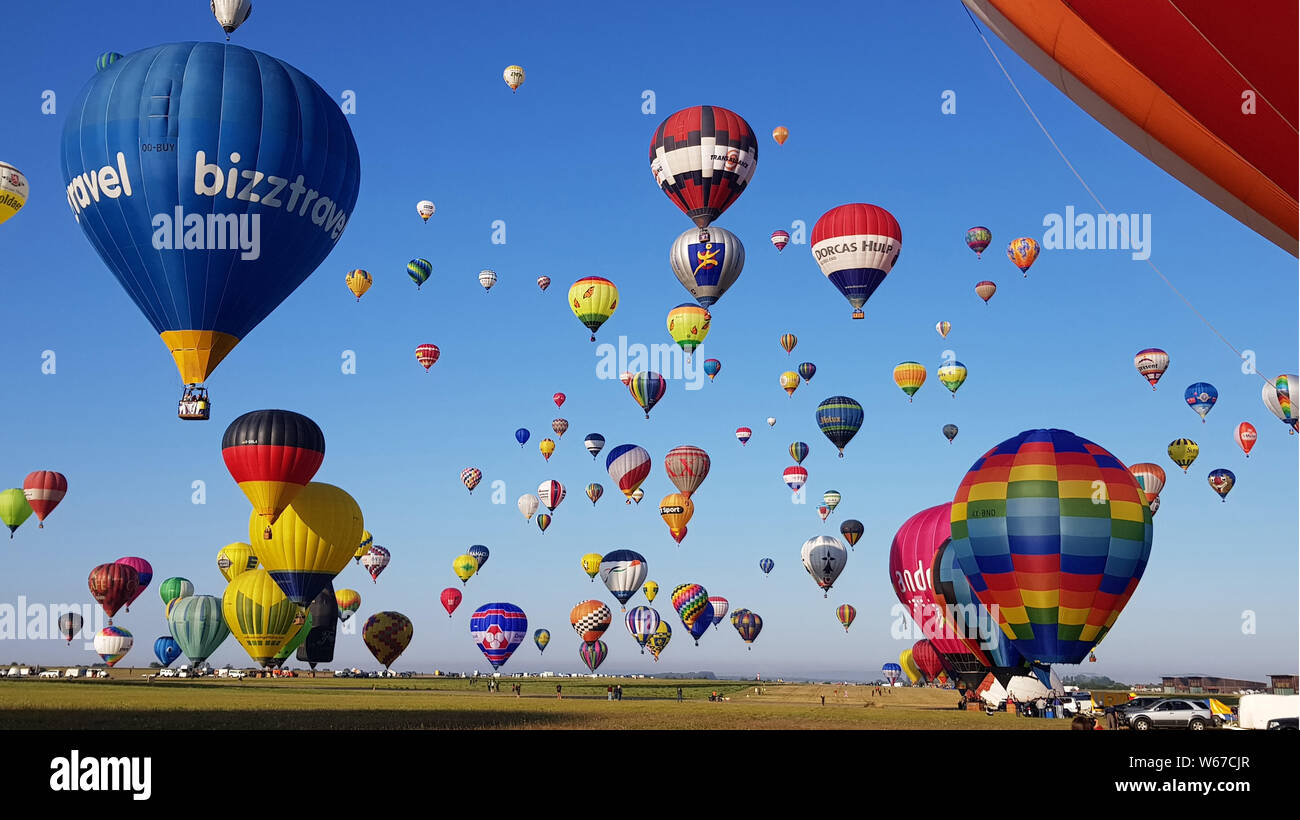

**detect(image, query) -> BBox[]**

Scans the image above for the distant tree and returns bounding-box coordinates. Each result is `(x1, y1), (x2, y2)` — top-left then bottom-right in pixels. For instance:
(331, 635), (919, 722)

(149, 662), (162, 668)
(1063, 674), (1128, 689)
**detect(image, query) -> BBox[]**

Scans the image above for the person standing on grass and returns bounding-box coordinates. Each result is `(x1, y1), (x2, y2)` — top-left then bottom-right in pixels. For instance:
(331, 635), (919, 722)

(616, 685), (622, 701)
(677, 686), (683, 702)
(821, 695), (825, 706)
(607, 685), (613, 701)
(556, 684), (562, 700)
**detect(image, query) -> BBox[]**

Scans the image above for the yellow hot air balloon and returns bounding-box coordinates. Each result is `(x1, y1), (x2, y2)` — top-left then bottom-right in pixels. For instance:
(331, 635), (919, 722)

(779, 371), (800, 397)
(216, 542), (259, 583)
(666, 303), (711, 355)
(345, 269), (372, 301)
(222, 568), (306, 668)
(893, 362), (927, 402)
(900, 648), (921, 684)
(0, 162), (29, 226)
(539, 438), (556, 461)
(581, 552), (603, 581)
(453, 554), (479, 585)
(659, 493), (694, 545)
(643, 580), (659, 603)
(503, 65), (525, 92)
(335, 588), (361, 622)
(249, 482), (364, 607)
(1168, 438), (1200, 473)
(937, 361), (968, 396)
(569, 276), (619, 341)
(354, 530), (373, 563)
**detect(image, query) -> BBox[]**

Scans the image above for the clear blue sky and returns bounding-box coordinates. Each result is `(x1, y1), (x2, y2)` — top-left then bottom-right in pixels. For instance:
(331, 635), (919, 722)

(0, 1), (1295, 684)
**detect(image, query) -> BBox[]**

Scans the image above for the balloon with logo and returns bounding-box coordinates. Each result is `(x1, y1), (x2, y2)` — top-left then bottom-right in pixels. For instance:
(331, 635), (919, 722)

(965, 226), (991, 258)
(631, 489), (645, 505)
(0, 490), (33, 538)
(363, 611), (413, 669)
(537, 480), (565, 511)
(1006, 237), (1040, 275)
(586, 483), (604, 506)
(1235, 422), (1258, 456)
(733, 610), (762, 649)
(670, 583), (710, 639)
(937, 362), (967, 396)
(518, 494), (539, 521)
(816, 396), (864, 457)
(453, 554), (479, 585)
(223, 568), (307, 667)
(975, 280), (997, 303)
(217, 543), (259, 582)
(629, 371), (667, 419)
(606, 444), (651, 502)
(584, 433), (606, 459)
(111, 557), (152, 612)
(536, 514), (551, 533)
(345, 269), (372, 301)
(408, 258), (432, 288)
(1207, 469), (1235, 501)
(780, 371), (800, 397)
(580, 640), (608, 672)
(1168, 439), (1199, 473)
(770, 230), (790, 252)
(800, 536), (846, 598)
(21, 470), (67, 529)
(643, 581), (659, 603)
(735, 427), (752, 446)
(159, 577), (194, 608)
(461, 468), (482, 494)
(569, 277), (619, 341)
(534, 628), (550, 653)
(0, 162), (30, 226)
(667, 303), (712, 355)
(759, 558), (774, 576)
(570, 599), (612, 643)
(223, 410), (326, 540)
(61, 43), (360, 413)
(646, 620), (672, 661)
(538, 276), (551, 292)
(703, 359), (721, 381)
(823, 490), (841, 514)
(783, 466), (808, 493)
(664, 445), (710, 497)
(811, 203), (902, 319)
(154, 635), (182, 667)
(416, 200), (435, 222)
(361, 545), (390, 582)
(335, 589), (361, 622)
(943, 424), (959, 443)
(466, 545), (489, 573)
(416, 344), (440, 371)
(354, 530), (373, 564)
(1262, 374), (1299, 433)
(94, 626), (133, 667)
(1133, 348), (1169, 390)
(839, 519), (863, 549)
(440, 587), (462, 618)
(539, 439), (556, 461)
(58, 612), (83, 645)
(670, 226), (746, 308)
(89, 563), (138, 623)
(1185, 382), (1218, 422)
(471, 603), (527, 670)
(478, 269), (498, 293)
(167, 595), (230, 665)
(707, 596), (729, 628)
(650, 105), (757, 228)
(581, 553), (603, 582)
(600, 550), (648, 610)
(660, 493), (694, 544)
(553, 392), (566, 409)
(893, 362), (926, 401)
(836, 604), (857, 632)
(503, 65), (525, 92)
(949, 428), (1153, 665)
(626, 606), (661, 653)
(688, 600), (714, 644)
(295, 584), (340, 669)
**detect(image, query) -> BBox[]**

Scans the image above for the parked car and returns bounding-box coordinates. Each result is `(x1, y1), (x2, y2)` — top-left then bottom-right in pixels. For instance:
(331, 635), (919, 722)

(1061, 692), (1096, 715)
(1127, 699), (1221, 730)
(1267, 717), (1297, 730)
(1115, 696), (1166, 725)
(39, 670), (60, 678)
(228, 670), (248, 679)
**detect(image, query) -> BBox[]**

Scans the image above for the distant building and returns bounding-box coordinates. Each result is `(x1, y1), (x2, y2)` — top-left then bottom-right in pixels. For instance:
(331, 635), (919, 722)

(1160, 675), (1267, 694)
(1269, 674), (1298, 695)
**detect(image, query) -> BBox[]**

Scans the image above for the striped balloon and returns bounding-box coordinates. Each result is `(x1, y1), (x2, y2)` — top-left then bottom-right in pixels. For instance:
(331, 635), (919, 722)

(707, 596), (729, 627)
(1167, 438), (1199, 473)
(584, 433), (606, 459)
(478, 268), (498, 292)
(415, 344), (440, 371)
(586, 483), (604, 505)
(625, 606), (661, 652)
(94, 625), (133, 667)
(670, 583), (709, 631)
(22, 470), (67, 527)
(735, 427), (752, 446)
(733, 610), (763, 648)
(1128, 463), (1167, 501)
(783, 466), (808, 492)
(780, 333), (797, 354)
(664, 445), (710, 496)
(893, 362), (927, 401)
(606, 444), (651, 501)
(836, 604), (856, 632)
(650, 105), (757, 228)
(580, 640), (608, 672)
(975, 280), (997, 303)
(931, 537), (1025, 673)
(882, 662), (902, 684)
(798, 362), (817, 382)
(789, 442), (809, 464)
(823, 490), (841, 512)
(815, 396), (864, 457)
(166, 595), (229, 665)
(628, 371), (667, 418)
(407, 258), (432, 288)
(949, 428), (1153, 665)
(470, 603), (527, 670)
(363, 611), (413, 669)
(759, 558), (774, 575)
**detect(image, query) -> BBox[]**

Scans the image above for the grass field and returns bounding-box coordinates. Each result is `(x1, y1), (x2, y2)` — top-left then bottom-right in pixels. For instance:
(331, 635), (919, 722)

(0, 673), (1070, 730)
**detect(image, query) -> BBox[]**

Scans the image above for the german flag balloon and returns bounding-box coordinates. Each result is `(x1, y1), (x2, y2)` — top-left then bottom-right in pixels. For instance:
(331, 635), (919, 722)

(949, 429), (1153, 665)
(223, 410), (325, 539)
(249, 482), (363, 607)
(650, 105), (758, 228)
(222, 568), (306, 668)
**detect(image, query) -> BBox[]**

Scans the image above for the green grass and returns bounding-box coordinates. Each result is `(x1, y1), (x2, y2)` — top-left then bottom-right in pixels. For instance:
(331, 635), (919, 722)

(0, 676), (1069, 730)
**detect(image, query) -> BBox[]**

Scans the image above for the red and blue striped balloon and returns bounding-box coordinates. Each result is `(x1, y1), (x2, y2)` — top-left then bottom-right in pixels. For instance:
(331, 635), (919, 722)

(470, 603), (528, 671)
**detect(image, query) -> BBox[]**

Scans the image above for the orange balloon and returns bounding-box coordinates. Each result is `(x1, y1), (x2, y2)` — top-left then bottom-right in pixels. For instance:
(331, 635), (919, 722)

(659, 493), (694, 544)
(772, 126), (789, 145)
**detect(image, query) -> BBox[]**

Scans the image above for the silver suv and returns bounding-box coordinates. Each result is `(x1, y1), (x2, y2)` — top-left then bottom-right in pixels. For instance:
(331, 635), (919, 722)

(1127, 698), (1220, 731)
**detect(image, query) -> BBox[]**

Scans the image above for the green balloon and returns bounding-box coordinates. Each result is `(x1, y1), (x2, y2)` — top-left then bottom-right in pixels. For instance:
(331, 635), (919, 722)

(159, 576), (194, 606)
(274, 612), (313, 661)
(166, 595), (230, 665)
(0, 489), (34, 538)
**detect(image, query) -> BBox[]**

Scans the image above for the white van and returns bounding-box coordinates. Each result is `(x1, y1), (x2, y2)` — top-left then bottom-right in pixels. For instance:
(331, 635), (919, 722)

(64, 668), (82, 678)
(1237, 694), (1298, 729)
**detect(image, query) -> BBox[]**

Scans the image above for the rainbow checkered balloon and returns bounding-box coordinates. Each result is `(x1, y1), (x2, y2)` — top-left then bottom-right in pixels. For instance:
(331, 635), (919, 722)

(670, 583), (709, 630)
(949, 429), (1153, 665)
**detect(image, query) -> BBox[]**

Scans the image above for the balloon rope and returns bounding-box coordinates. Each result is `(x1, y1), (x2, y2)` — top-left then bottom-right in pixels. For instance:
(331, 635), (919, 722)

(962, 4), (1275, 386)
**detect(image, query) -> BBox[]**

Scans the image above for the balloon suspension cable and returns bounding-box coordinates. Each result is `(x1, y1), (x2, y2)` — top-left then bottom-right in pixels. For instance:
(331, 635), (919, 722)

(962, 3), (1277, 387)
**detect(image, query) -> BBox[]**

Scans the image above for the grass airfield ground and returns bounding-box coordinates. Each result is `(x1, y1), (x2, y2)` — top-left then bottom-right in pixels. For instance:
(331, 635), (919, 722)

(0, 673), (1068, 729)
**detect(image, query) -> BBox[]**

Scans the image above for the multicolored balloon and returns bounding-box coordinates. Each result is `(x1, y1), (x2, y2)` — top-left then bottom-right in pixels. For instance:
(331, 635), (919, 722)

(361, 545), (390, 582)
(600, 550), (648, 610)
(569, 276), (619, 341)
(704, 359), (721, 380)
(670, 226), (745, 308)
(552, 419), (569, 439)
(586, 483), (605, 506)
(537, 276), (551, 292)
(222, 409), (325, 539)
(650, 105), (757, 228)
(800, 536), (847, 597)
(789, 442), (809, 464)
(1184, 382), (1218, 422)
(537, 513), (551, 533)
(607, 445), (651, 502)
(893, 362), (926, 401)
(783, 466), (808, 493)
(461, 468), (482, 494)
(363, 611), (413, 669)
(780, 333), (797, 354)
(965, 226), (991, 258)
(670, 583), (710, 632)
(626, 606), (661, 653)
(416, 200), (435, 222)
(931, 536), (1026, 677)
(937, 362), (967, 396)
(707, 596), (729, 628)
(354, 530), (373, 564)
(1262, 374), (1299, 433)
(346, 269), (372, 301)
(580, 640), (608, 672)
(570, 599), (612, 643)
(114, 557), (152, 611)
(836, 604), (857, 632)
(336, 589), (361, 621)
(688, 600), (715, 644)
(1006, 237), (1040, 276)
(735, 427), (752, 446)
(94, 626), (133, 667)
(798, 362), (817, 383)
(839, 519), (863, 549)
(1128, 463), (1167, 502)
(811, 203), (902, 319)
(1207, 468), (1236, 501)
(223, 568), (307, 667)
(1134, 348), (1169, 390)
(408, 258), (432, 288)
(470, 603), (527, 670)
(822, 490), (841, 513)
(629, 371), (667, 418)
(815, 396), (864, 457)
(936, 321), (951, 338)
(537, 480), (566, 511)
(646, 620), (672, 661)
(732, 610), (762, 649)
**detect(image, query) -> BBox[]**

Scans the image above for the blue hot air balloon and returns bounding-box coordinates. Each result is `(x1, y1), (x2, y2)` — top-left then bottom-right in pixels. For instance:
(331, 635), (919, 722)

(96, 52), (123, 72)
(1184, 382), (1218, 422)
(759, 558), (774, 576)
(815, 396), (864, 457)
(688, 600), (714, 645)
(60, 43), (361, 418)
(515, 428), (530, 447)
(469, 603), (527, 671)
(153, 635), (182, 667)
(797, 362), (817, 382)
(467, 544), (490, 572)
